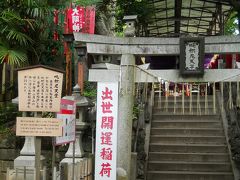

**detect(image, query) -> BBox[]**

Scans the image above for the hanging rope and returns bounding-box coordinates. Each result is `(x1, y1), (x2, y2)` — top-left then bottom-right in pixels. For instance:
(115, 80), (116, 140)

(205, 83), (208, 115)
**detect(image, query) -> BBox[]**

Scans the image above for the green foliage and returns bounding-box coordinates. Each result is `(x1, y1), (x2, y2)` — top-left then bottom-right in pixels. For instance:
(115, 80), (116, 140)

(0, 0), (65, 66)
(83, 81), (97, 99)
(0, 126), (14, 139)
(74, 0), (101, 6)
(115, 0), (153, 33)
(133, 104), (140, 120)
(0, 103), (19, 125)
(225, 11), (239, 35)
(0, 9), (35, 66)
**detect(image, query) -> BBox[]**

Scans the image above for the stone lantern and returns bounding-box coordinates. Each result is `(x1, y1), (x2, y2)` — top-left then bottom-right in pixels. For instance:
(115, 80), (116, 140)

(61, 84), (93, 164)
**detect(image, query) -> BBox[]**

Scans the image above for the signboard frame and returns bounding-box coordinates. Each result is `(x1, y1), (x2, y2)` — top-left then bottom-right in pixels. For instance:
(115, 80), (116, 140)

(17, 65), (64, 112)
(180, 37), (205, 76)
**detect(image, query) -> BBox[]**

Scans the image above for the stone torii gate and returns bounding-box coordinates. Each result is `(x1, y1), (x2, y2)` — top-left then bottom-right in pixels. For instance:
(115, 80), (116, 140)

(72, 28), (240, 179)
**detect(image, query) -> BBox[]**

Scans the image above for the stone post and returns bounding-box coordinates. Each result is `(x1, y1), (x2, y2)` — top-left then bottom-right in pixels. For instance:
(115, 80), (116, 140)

(117, 54), (135, 179)
(13, 97), (45, 170)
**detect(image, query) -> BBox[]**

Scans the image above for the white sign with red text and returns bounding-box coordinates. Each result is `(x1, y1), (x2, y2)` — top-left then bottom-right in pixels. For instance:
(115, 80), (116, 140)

(55, 99), (76, 145)
(95, 82), (118, 180)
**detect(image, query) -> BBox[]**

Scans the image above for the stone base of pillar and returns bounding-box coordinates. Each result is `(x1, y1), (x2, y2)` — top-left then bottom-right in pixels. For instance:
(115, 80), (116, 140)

(14, 155), (45, 169)
(60, 157), (83, 164)
(131, 152), (137, 180)
(117, 168), (127, 180)
(12, 156), (45, 180)
(59, 157), (87, 179)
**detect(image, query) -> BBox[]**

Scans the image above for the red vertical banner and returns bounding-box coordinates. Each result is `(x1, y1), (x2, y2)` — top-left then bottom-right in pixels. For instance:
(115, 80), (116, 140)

(83, 6), (96, 34)
(67, 6), (95, 34)
(68, 6), (86, 32)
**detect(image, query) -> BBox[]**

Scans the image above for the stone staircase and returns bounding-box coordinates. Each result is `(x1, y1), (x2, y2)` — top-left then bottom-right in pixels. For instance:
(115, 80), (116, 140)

(147, 95), (234, 180)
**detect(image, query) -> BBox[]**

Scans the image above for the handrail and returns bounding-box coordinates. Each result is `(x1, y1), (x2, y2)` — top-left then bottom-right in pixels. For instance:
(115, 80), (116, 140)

(217, 91), (240, 180)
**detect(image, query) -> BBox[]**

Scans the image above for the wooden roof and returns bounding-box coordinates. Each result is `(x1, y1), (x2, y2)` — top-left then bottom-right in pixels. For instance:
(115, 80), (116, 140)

(142, 0), (236, 37)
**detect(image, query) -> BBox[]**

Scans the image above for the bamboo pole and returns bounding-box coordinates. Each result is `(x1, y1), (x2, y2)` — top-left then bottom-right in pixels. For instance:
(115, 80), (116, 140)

(213, 82), (216, 114)
(190, 84), (192, 114)
(221, 82), (224, 112)
(182, 83), (184, 114)
(205, 83), (208, 115)
(174, 83), (177, 114)
(158, 82), (161, 108)
(228, 82), (233, 110)
(165, 82), (169, 112)
(197, 84), (201, 115)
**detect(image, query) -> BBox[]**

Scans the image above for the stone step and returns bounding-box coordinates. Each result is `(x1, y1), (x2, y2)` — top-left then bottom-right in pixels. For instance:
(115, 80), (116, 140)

(153, 105), (215, 110)
(154, 105), (215, 110)
(154, 96), (214, 100)
(152, 114), (220, 121)
(147, 171), (233, 180)
(148, 161), (232, 172)
(152, 108), (217, 114)
(151, 128), (224, 136)
(149, 143), (228, 153)
(148, 152), (230, 162)
(153, 112), (218, 115)
(150, 135), (226, 144)
(154, 100), (214, 105)
(151, 120), (222, 128)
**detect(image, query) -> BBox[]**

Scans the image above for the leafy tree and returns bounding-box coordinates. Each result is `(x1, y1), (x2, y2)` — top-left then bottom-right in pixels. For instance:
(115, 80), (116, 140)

(0, 0), (63, 66)
(0, 9), (34, 66)
(115, 0), (153, 35)
(225, 11), (239, 35)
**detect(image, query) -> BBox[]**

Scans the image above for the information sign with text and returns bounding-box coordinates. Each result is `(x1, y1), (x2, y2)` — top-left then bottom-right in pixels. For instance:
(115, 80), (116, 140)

(16, 117), (62, 137)
(18, 67), (63, 112)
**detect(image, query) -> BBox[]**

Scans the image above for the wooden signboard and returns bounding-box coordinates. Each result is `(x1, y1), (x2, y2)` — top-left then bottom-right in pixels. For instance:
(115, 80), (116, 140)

(18, 65), (64, 112)
(180, 37), (205, 76)
(16, 117), (63, 137)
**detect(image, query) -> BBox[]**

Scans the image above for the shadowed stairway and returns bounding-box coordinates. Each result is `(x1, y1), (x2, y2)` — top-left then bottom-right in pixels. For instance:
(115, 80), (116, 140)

(147, 95), (234, 180)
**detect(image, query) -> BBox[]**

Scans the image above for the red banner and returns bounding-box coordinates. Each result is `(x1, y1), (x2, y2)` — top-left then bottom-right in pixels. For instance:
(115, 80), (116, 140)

(67, 6), (95, 34)
(82, 6), (96, 34)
